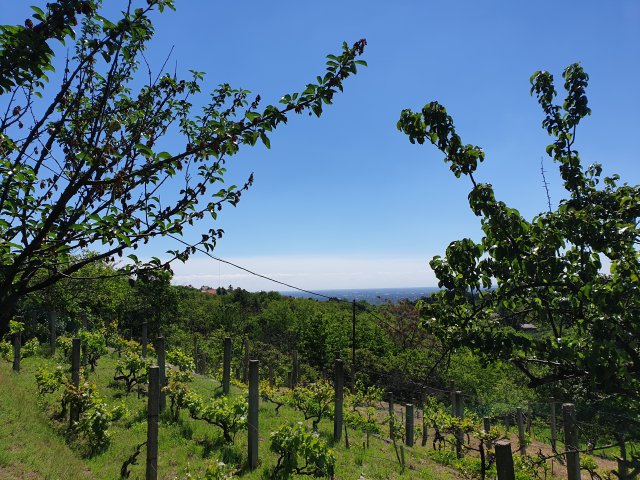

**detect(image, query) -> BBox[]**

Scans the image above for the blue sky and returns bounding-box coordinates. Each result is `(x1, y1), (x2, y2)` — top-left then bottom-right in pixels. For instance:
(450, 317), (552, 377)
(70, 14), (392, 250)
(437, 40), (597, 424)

(5, 1), (640, 291)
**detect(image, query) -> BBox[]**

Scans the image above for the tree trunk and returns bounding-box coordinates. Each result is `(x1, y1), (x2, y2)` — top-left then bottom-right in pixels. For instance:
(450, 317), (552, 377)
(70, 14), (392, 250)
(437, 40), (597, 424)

(0, 293), (19, 337)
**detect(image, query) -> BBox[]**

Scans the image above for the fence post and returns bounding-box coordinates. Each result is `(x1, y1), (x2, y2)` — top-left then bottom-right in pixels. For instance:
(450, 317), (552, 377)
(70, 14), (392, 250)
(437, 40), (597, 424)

(333, 359), (344, 442)
(12, 331), (21, 372)
(248, 359), (259, 470)
(141, 322), (148, 358)
(422, 402), (429, 447)
(449, 380), (455, 415)
(563, 403), (580, 480)
(517, 407), (526, 456)
(405, 403), (414, 447)
(49, 310), (57, 354)
(268, 365), (274, 388)
(242, 338), (249, 383)
(388, 392), (394, 439)
(618, 437), (629, 480)
(193, 335), (199, 372)
(147, 366), (159, 480)
(69, 338), (81, 426)
(156, 337), (166, 413)
(222, 337), (231, 395)
(292, 350), (299, 388)
(454, 390), (464, 458)
(550, 399), (557, 453)
(495, 440), (516, 480)
(483, 417), (492, 449)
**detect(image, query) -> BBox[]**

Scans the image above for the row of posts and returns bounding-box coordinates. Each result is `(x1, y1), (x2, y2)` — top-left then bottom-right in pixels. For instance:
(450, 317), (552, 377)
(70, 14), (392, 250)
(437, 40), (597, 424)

(14, 330), (589, 480)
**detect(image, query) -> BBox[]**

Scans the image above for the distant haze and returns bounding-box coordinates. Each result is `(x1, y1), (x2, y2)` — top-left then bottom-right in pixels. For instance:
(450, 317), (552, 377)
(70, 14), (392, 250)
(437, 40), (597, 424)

(283, 286), (440, 305)
(170, 255), (438, 292)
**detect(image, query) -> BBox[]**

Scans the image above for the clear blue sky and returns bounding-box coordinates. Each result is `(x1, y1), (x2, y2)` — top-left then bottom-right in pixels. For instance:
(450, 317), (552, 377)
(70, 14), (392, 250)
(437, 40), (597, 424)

(5, 1), (640, 291)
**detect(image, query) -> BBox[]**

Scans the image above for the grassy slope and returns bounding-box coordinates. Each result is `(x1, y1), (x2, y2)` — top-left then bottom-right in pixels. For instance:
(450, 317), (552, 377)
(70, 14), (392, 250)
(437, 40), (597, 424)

(0, 352), (462, 480)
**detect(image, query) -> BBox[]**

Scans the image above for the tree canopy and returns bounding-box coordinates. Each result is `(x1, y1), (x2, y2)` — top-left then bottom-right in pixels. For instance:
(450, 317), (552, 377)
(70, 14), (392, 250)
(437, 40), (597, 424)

(0, 0), (366, 333)
(398, 64), (640, 405)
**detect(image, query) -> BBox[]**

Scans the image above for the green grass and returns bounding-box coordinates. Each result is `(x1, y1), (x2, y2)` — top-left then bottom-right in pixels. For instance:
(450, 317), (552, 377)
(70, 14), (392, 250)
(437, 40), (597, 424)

(0, 351), (463, 480)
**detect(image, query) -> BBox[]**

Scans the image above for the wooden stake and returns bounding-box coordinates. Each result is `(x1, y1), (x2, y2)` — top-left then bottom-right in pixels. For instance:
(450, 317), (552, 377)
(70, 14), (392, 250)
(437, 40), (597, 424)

(248, 360), (259, 469)
(333, 359), (344, 441)
(222, 337), (231, 395)
(146, 366), (159, 480)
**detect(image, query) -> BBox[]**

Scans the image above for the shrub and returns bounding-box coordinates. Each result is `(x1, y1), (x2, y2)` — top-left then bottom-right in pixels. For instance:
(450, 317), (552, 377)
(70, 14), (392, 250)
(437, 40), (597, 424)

(270, 422), (335, 478)
(289, 381), (334, 430)
(113, 351), (150, 393)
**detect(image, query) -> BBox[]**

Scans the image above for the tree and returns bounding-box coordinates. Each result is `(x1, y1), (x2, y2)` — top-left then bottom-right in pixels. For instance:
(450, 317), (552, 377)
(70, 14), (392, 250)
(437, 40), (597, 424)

(397, 65), (640, 406)
(0, 0), (367, 333)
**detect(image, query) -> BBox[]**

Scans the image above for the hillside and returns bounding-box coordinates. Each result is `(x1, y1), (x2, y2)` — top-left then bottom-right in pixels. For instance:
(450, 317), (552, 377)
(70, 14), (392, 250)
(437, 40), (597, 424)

(0, 351), (465, 480)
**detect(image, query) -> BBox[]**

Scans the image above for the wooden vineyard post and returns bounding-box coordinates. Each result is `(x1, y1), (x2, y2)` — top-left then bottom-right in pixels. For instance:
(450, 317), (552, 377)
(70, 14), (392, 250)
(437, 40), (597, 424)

(268, 365), (274, 388)
(292, 350), (299, 388)
(483, 417), (492, 449)
(242, 338), (249, 383)
(49, 310), (57, 354)
(141, 322), (148, 358)
(405, 404), (414, 447)
(550, 399), (557, 453)
(517, 407), (526, 456)
(202, 352), (208, 374)
(388, 392), (394, 439)
(156, 336), (166, 413)
(618, 437), (629, 480)
(69, 338), (81, 427)
(495, 440), (516, 480)
(193, 335), (199, 372)
(147, 366), (159, 480)
(449, 380), (455, 415)
(422, 401), (429, 447)
(222, 337), (231, 395)
(563, 403), (580, 480)
(454, 391), (464, 458)
(333, 359), (344, 442)
(248, 360), (259, 470)
(12, 330), (21, 372)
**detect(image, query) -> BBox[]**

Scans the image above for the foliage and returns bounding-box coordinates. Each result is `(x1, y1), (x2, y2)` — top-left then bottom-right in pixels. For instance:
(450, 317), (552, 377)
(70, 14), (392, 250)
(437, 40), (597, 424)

(0, 340), (11, 361)
(22, 337), (40, 357)
(260, 381), (287, 415)
(290, 381), (334, 431)
(398, 64), (640, 429)
(56, 335), (74, 360)
(385, 410), (406, 471)
(0, 0), (366, 335)
(445, 350), (535, 417)
(74, 395), (127, 456)
(166, 347), (195, 382)
(35, 365), (66, 396)
(34, 365), (126, 456)
(163, 371), (197, 421)
(113, 350), (149, 392)
(1, 321), (39, 360)
(187, 394), (248, 444)
(344, 380), (383, 445)
(202, 460), (236, 480)
(78, 328), (107, 371)
(269, 422), (335, 479)
(8, 319), (25, 335)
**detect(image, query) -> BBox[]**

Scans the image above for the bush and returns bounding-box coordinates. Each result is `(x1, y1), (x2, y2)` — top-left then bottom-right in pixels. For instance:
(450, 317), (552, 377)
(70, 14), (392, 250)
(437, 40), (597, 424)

(113, 351), (150, 393)
(270, 422), (335, 479)
(78, 329), (107, 371)
(289, 381), (334, 430)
